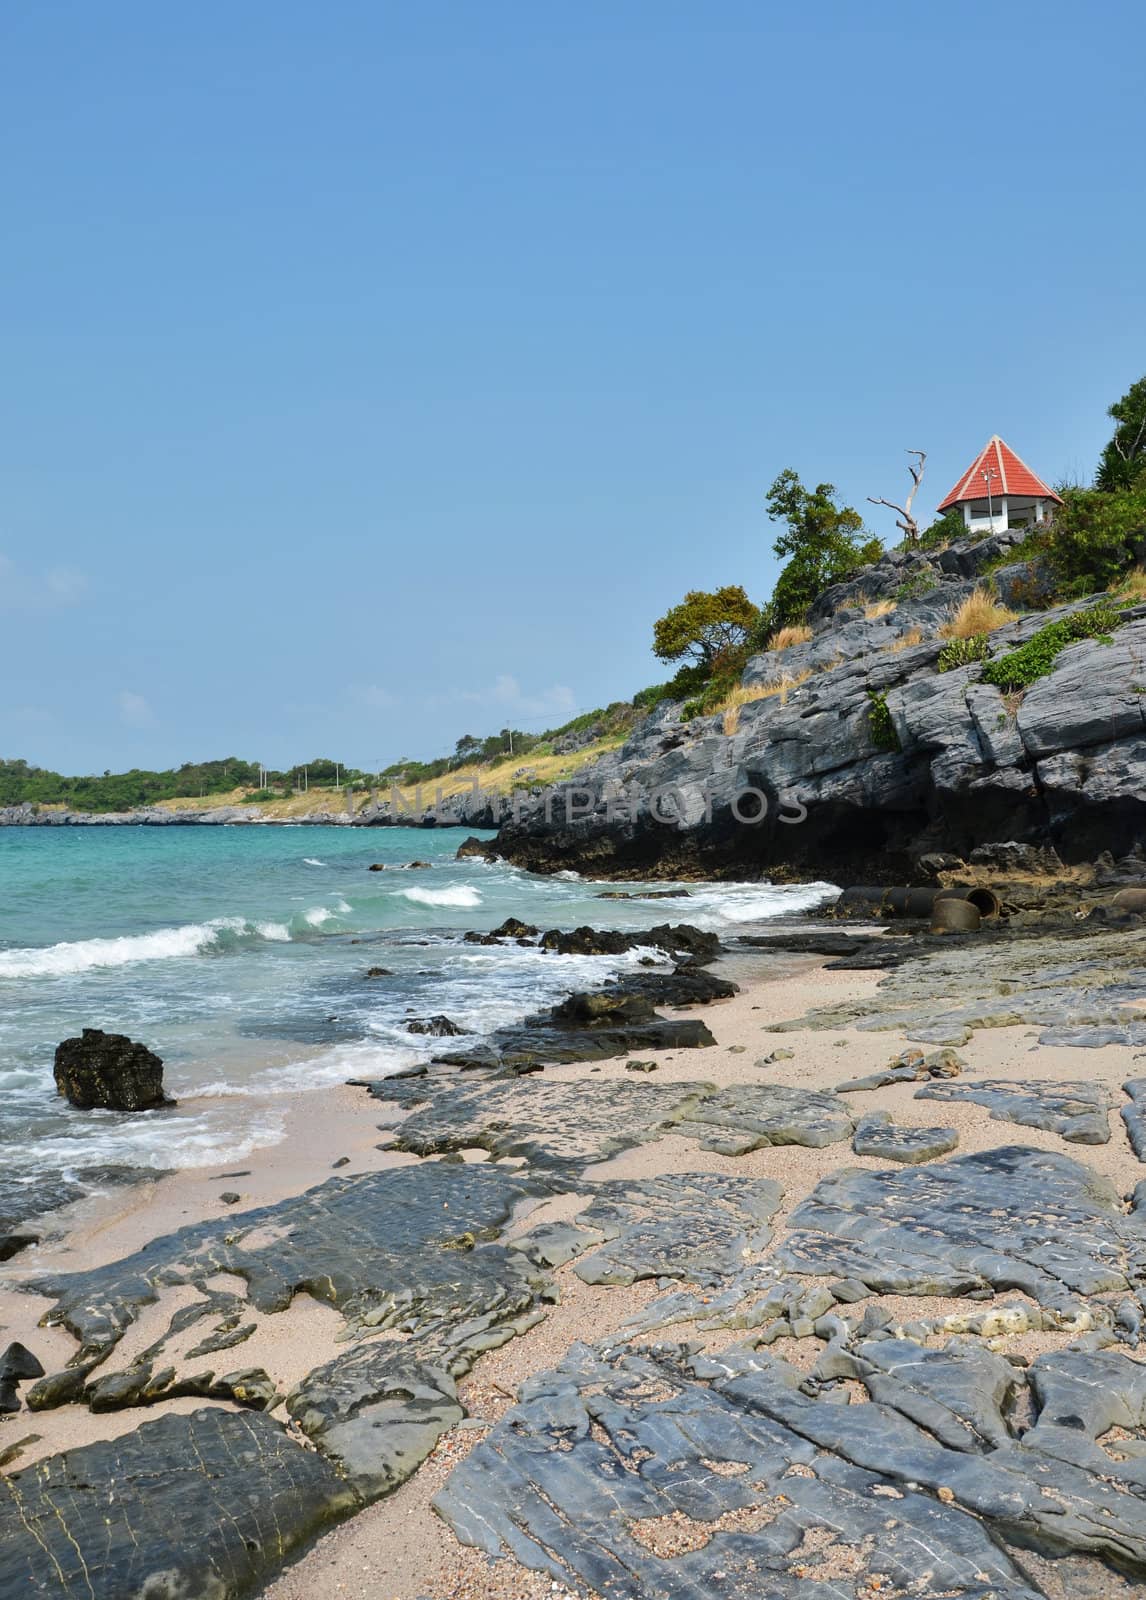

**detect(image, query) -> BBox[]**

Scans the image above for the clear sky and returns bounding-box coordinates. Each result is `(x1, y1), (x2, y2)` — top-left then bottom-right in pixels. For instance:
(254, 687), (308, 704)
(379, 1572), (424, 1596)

(3, 1), (1143, 774)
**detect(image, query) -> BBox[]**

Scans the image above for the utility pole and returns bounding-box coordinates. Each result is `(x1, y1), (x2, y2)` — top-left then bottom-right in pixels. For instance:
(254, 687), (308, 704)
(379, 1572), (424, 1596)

(982, 464), (998, 527)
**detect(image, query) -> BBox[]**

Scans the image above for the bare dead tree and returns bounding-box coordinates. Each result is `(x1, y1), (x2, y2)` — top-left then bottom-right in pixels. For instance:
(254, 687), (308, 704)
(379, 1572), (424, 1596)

(868, 449), (927, 544)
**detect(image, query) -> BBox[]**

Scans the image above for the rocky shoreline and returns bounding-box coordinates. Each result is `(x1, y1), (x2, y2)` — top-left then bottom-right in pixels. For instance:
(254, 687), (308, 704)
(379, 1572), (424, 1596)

(2, 893), (1146, 1598)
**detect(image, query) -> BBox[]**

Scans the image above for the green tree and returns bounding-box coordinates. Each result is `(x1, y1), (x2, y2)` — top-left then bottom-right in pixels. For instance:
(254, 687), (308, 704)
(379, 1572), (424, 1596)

(652, 585), (761, 673)
(1096, 376), (1146, 492)
(765, 469), (881, 625)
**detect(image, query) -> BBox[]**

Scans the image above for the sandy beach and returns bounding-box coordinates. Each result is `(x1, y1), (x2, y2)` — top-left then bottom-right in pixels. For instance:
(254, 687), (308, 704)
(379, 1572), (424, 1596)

(4, 930), (1145, 1598)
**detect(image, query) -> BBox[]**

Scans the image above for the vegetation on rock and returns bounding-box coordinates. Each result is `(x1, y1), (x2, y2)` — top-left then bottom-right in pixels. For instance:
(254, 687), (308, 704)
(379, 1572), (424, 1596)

(937, 634), (991, 672)
(866, 689), (900, 751)
(981, 603), (1123, 691)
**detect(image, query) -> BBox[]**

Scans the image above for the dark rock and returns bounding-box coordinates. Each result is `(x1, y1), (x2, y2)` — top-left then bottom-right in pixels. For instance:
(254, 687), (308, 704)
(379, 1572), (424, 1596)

(53, 1028), (173, 1111)
(462, 916), (541, 946)
(852, 1110), (959, 1163)
(367, 861), (387, 870)
(625, 1059), (657, 1072)
(916, 1078), (1113, 1143)
(406, 1014), (466, 1037)
(0, 1343), (44, 1382)
(331, 1155), (351, 1168)
(29, 1162), (545, 1368)
(0, 1350), (45, 1422)
(455, 835), (499, 862)
(363, 966), (392, 977)
(218, 1191), (241, 1204)
(0, 1407), (357, 1600)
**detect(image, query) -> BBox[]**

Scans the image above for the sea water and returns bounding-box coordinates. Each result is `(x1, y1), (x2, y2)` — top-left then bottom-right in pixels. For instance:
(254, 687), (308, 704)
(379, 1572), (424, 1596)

(0, 826), (835, 1177)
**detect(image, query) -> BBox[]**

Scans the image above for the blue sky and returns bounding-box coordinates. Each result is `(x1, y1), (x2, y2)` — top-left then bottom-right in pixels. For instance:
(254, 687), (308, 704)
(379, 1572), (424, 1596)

(2, 1), (1143, 774)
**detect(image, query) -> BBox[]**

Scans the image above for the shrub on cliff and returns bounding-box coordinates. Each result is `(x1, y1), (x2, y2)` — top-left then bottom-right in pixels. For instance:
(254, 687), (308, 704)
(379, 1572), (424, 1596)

(981, 603), (1123, 691)
(1037, 483), (1146, 595)
(652, 585), (761, 674)
(766, 469), (883, 626)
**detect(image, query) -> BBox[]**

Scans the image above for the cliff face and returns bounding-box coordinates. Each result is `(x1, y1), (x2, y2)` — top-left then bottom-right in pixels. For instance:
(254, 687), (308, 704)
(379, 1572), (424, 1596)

(458, 535), (1146, 881)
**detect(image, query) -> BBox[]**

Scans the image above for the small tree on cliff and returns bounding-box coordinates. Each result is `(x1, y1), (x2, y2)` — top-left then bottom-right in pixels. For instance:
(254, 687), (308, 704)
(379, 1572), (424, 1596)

(1096, 376), (1146, 492)
(652, 586), (760, 679)
(765, 469), (882, 626)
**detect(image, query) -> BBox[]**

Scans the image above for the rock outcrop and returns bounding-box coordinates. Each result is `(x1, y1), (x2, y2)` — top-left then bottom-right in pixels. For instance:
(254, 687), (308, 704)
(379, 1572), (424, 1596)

(443, 550), (1146, 878)
(53, 1028), (173, 1111)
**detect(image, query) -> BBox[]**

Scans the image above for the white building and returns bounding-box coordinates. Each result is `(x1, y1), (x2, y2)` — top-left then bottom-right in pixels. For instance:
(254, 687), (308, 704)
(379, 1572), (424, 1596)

(937, 435), (1062, 535)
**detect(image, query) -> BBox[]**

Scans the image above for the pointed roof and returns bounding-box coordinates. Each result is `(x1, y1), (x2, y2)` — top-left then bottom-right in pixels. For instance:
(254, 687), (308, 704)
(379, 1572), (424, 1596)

(937, 435), (1062, 511)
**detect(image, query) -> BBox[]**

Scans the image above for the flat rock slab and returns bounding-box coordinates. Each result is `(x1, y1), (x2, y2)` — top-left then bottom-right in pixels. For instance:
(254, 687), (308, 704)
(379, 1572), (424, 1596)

(367, 1074), (715, 1171)
(434, 1336), (1089, 1598)
(568, 1173), (783, 1287)
(30, 1162), (544, 1367)
(778, 1146), (1146, 1313)
(852, 1112), (959, 1164)
(768, 928), (1146, 1050)
(0, 1406), (357, 1600)
(671, 1084), (855, 1156)
(916, 1078), (1113, 1144)
(1123, 1079), (1146, 1161)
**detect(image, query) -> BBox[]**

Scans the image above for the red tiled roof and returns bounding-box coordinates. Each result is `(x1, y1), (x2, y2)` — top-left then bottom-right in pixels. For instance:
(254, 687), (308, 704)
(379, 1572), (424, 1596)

(937, 436), (1062, 511)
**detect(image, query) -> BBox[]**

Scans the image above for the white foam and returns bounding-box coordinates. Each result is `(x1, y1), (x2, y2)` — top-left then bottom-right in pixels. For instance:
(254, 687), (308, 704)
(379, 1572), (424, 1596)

(397, 885), (482, 908)
(303, 857), (328, 867)
(648, 880), (838, 927)
(0, 919), (243, 980)
(303, 906), (334, 926)
(16, 1105), (286, 1172)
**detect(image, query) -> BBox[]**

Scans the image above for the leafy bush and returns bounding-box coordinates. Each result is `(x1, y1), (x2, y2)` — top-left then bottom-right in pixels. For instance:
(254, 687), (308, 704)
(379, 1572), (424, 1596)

(1037, 484), (1146, 594)
(919, 507), (965, 550)
(938, 634), (991, 673)
(632, 681), (674, 710)
(866, 690), (900, 751)
(981, 604), (1123, 691)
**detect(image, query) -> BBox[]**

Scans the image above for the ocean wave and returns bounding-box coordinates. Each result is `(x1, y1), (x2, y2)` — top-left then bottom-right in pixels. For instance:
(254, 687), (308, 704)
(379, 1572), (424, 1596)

(0, 916), (298, 979)
(303, 906), (334, 926)
(397, 885), (482, 908)
(303, 857), (328, 867)
(680, 881), (839, 925)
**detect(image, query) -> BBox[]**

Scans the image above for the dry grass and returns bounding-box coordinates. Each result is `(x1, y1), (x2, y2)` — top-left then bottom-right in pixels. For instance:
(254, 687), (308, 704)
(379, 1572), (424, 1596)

(939, 586), (1018, 639)
(150, 737), (630, 819)
(719, 672), (812, 733)
(887, 627), (924, 653)
(766, 624), (812, 652)
(863, 599), (897, 619)
(1116, 566), (1146, 603)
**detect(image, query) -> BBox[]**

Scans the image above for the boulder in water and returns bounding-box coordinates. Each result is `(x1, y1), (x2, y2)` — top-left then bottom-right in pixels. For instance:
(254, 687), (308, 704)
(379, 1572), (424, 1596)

(54, 1029), (174, 1112)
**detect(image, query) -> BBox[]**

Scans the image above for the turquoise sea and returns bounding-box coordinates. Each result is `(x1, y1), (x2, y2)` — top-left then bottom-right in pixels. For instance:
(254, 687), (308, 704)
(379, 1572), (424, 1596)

(0, 826), (835, 1178)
